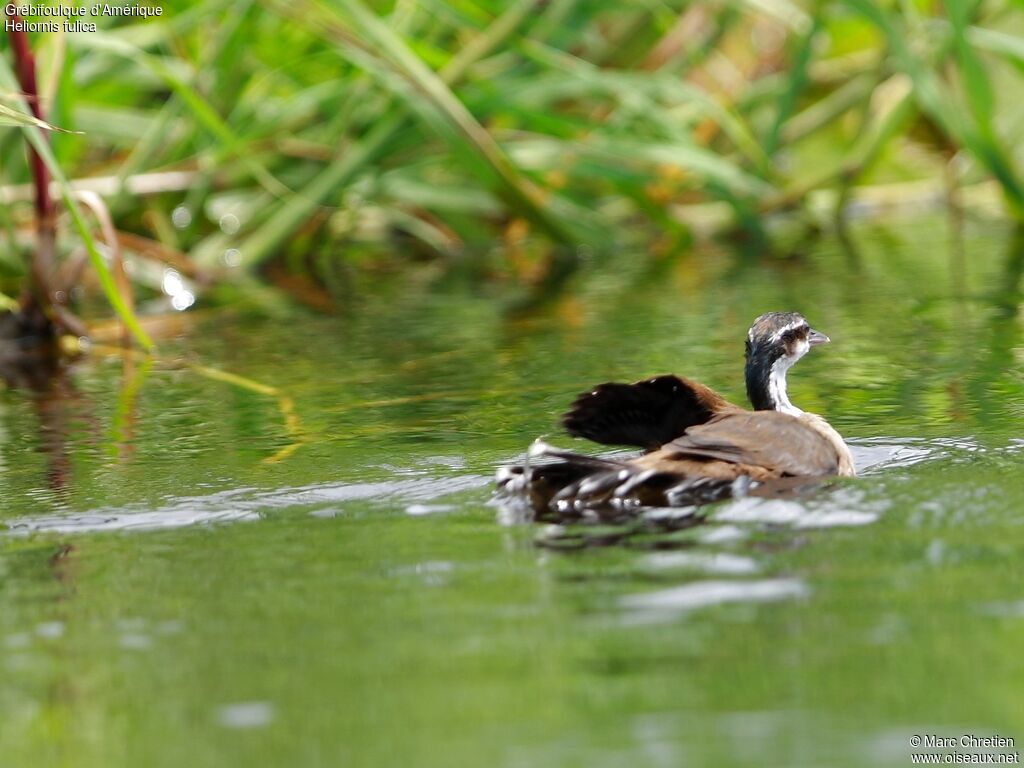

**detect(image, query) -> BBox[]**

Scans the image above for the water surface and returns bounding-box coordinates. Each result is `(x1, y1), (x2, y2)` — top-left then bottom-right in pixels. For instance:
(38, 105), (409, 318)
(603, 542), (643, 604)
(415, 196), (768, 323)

(1, 216), (1023, 767)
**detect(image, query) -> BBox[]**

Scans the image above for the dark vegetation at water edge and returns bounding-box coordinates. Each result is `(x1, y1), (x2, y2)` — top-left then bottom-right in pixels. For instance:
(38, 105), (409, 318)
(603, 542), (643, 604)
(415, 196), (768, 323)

(1, 0), (1024, 347)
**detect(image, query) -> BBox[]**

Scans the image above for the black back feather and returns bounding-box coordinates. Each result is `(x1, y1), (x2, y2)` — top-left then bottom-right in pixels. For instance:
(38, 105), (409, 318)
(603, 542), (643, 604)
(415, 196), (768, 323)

(562, 374), (738, 449)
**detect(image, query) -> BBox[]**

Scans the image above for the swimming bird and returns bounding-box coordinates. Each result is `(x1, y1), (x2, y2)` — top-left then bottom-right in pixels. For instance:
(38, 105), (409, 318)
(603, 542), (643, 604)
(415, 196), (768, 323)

(497, 312), (855, 513)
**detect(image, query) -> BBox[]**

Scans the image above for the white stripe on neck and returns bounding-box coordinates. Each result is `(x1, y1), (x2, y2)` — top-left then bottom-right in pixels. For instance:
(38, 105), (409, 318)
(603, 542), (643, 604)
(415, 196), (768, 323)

(769, 356), (803, 415)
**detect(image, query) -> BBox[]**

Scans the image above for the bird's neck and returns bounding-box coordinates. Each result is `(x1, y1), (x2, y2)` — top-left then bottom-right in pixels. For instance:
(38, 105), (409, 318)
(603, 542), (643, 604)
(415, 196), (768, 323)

(746, 354), (803, 415)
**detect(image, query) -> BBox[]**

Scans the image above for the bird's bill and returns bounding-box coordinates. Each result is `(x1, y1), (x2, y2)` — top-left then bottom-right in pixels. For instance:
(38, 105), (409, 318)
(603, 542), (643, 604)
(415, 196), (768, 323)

(807, 329), (830, 346)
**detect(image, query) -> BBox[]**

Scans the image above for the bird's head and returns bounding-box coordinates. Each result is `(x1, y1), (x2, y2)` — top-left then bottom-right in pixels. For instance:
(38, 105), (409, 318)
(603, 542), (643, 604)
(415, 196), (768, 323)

(745, 312), (830, 413)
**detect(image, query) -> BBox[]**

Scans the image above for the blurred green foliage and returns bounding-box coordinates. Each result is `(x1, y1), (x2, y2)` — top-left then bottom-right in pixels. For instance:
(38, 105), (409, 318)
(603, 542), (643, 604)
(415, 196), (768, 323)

(2, 0), (1024, 299)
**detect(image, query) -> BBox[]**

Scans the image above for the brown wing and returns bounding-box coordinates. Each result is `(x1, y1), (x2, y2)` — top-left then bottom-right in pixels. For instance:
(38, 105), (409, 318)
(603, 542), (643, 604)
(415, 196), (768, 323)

(562, 374), (741, 449)
(652, 411), (842, 477)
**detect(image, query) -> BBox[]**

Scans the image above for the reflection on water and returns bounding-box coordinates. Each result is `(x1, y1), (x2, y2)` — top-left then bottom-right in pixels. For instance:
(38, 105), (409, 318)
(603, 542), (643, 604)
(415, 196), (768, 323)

(215, 701), (276, 730)
(618, 579), (810, 625)
(7, 504), (261, 535)
(636, 551), (760, 576)
(713, 493), (882, 529)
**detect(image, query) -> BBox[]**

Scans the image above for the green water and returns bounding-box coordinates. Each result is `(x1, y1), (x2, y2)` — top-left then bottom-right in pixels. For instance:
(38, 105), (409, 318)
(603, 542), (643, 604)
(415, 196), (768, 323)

(2, 217), (1024, 767)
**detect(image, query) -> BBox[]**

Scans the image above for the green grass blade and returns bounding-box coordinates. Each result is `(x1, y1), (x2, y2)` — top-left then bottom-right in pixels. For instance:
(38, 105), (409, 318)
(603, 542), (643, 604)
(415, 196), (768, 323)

(71, 31), (289, 198)
(848, 0), (1024, 216)
(231, 114), (403, 270)
(0, 102), (75, 132)
(233, 0), (579, 268)
(329, 0), (583, 244)
(967, 26), (1024, 65)
(764, 15), (819, 157)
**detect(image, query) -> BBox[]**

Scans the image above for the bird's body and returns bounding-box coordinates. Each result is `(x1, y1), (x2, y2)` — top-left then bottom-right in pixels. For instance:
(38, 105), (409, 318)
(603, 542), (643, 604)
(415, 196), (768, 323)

(497, 312), (854, 513)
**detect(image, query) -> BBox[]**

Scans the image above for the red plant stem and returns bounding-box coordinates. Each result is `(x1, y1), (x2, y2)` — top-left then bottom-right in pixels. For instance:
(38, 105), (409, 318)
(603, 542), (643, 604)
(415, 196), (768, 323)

(8, 14), (57, 316)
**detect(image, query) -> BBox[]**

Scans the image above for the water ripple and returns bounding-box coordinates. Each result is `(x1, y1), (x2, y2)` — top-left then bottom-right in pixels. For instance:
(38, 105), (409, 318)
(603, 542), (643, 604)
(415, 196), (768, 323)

(850, 435), (993, 475)
(4, 471), (491, 536)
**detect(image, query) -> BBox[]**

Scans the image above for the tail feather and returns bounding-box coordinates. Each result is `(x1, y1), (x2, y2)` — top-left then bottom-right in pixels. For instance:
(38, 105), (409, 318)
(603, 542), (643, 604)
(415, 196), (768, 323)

(495, 439), (628, 513)
(496, 440), (744, 514)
